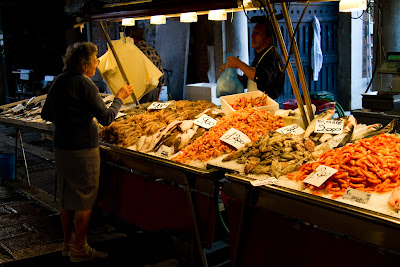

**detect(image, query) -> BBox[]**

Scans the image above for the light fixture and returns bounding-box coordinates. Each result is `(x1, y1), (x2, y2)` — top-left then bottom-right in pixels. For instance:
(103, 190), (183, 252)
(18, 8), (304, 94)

(122, 18), (135, 26)
(339, 0), (367, 12)
(180, 12), (198, 23)
(150, 15), (166, 24)
(241, 0), (253, 8)
(208, 9), (227, 21)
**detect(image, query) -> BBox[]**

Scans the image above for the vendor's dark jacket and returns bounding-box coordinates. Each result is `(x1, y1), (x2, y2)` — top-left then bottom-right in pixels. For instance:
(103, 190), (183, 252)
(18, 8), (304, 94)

(41, 72), (122, 150)
(243, 46), (285, 99)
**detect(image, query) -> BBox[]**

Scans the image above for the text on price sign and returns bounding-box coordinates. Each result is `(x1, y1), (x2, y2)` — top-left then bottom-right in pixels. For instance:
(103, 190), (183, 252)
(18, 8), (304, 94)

(147, 102), (171, 110)
(314, 119), (344, 134)
(276, 124), (305, 135)
(220, 128), (251, 150)
(193, 114), (217, 129)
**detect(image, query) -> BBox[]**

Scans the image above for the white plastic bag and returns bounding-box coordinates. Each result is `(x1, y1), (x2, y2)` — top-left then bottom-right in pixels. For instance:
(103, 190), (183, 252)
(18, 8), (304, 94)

(98, 37), (162, 104)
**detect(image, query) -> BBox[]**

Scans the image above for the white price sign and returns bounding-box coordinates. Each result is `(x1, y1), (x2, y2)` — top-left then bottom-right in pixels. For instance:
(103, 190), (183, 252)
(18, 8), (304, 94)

(220, 128), (251, 150)
(250, 177), (278, 187)
(343, 188), (371, 204)
(303, 165), (338, 187)
(155, 145), (174, 158)
(276, 124), (305, 135)
(193, 114), (217, 129)
(148, 102), (171, 110)
(314, 119), (344, 134)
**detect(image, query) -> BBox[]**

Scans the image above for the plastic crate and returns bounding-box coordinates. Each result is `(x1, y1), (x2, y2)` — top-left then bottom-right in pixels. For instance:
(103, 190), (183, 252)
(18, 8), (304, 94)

(283, 99), (335, 113)
(221, 91), (279, 115)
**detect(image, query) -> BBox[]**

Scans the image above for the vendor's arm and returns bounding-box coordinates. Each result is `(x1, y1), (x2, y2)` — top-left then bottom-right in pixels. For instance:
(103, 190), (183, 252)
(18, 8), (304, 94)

(226, 56), (256, 81)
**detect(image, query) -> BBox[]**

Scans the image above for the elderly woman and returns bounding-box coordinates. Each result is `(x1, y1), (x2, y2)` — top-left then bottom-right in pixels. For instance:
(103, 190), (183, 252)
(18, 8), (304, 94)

(41, 42), (133, 262)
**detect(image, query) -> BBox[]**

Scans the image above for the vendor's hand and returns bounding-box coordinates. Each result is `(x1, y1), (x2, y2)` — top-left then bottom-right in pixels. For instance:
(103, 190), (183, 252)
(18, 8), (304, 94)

(226, 55), (242, 69)
(219, 63), (227, 72)
(116, 84), (134, 100)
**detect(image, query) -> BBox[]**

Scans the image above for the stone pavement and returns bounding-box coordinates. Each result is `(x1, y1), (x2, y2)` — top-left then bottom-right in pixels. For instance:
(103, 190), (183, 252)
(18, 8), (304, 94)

(0, 125), (182, 266)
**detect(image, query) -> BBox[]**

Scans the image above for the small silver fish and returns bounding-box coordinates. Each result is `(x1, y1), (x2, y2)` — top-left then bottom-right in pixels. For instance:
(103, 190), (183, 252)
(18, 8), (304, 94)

(350, 123), (382, 143)
(350, 119), (396, 142)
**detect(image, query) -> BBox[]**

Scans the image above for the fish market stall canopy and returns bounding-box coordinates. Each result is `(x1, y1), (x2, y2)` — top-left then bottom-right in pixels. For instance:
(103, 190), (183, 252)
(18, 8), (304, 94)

(79, 0), (346, 128)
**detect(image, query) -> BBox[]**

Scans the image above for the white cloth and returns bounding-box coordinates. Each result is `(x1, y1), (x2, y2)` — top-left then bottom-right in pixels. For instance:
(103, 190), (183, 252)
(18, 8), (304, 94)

(311, 15), (323, 82)
(98, 37), (163, 104)
(247, 79), (258, 92)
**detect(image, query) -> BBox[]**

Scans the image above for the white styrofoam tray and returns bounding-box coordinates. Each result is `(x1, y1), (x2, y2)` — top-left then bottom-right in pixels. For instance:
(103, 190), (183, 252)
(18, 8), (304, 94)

(220, 91), (279, 115)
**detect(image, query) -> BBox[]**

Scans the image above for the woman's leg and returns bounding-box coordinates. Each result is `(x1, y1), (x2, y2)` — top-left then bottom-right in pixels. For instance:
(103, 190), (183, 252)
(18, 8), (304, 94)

(60, 208), (74, 244)
(73, 209), (92, 251)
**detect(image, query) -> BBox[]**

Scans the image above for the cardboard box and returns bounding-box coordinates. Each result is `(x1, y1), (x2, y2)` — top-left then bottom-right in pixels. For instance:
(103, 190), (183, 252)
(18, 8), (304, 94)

(185, 83), (220, 106)
(220, 91), (279, 115)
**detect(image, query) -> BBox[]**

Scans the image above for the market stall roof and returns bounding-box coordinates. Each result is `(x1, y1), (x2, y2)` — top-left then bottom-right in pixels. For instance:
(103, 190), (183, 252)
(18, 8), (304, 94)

(85, 0), (340, 21)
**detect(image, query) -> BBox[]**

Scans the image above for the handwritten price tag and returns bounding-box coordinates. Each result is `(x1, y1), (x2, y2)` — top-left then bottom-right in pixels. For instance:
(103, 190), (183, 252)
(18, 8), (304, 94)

(250, 177), (278, 187)
(276, 124), (305, 135)
(193, 114), (217, 129)
(148, 102), (171, 110)
(315, 119), (344, 134)
(155, 145), (174, 158)
(303, 165), (338, 187)
(220, 128), (251, 150)
(343, 188), (371, 204)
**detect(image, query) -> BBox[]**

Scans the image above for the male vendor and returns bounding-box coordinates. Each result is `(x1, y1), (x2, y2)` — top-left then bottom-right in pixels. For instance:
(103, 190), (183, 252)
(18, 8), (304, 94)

(220, 16), (285, 99)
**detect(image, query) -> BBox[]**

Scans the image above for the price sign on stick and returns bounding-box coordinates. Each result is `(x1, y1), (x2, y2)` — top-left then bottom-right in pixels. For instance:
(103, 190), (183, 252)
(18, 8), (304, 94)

(315, 119), (344, 134)
(276, 124), (305, 135)
(193, 114), (217, 129)
(220, 128), (251, 150)
(303, 165), (338, 187)
(156, 145), (174, 158)
(148, 102), (171, 110)
(343, 188), (371, 204)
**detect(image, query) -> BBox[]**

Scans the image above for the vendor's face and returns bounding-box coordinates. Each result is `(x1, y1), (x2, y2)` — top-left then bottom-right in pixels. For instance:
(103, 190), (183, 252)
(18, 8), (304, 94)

(251, 24), (269, 53)
(83, 53), (99, 78)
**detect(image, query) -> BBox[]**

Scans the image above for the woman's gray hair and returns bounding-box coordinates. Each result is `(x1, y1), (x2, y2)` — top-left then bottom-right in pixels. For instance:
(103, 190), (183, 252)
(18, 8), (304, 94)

(62, 42), (98, 73)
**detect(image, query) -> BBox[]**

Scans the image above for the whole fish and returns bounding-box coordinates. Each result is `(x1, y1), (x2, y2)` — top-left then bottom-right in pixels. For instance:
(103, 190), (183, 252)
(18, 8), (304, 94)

(351, 119), (397, 142)
(304, 108), (335, 138)
(336, 124), (355, 148)
(350, 123), (382, 143)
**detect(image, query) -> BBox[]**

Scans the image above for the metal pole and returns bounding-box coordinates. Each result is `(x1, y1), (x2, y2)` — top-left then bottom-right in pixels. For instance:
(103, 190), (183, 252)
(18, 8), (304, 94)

(281, 2), (314, 122)
(184, 175), (208, 267)
(16, 129), (30, 188)
(99, 20), (139, 105)
(266, 0), (309, 128)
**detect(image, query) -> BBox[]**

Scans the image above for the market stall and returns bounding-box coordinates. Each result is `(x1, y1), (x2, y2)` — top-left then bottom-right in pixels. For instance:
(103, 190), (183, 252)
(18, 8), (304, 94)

(2, 1), (400, 267)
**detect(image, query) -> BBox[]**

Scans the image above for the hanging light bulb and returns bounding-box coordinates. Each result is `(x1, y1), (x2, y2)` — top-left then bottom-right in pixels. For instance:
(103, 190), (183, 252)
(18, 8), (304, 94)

(122, 18), (135, 26)
(150, 15), (166, 25)
(180, 12), (198, 23)
(208, 9), (227, 21)
(339, 0), (367, 12)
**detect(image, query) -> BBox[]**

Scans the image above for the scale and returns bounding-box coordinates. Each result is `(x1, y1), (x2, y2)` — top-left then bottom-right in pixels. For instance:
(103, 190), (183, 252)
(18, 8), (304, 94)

(362, 52), (400, 111)
(377, 52), (400, 92)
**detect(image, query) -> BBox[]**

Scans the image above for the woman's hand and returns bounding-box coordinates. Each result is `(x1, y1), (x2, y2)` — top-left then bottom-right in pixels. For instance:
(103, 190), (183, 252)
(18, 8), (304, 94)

(116, 84), (134, 100)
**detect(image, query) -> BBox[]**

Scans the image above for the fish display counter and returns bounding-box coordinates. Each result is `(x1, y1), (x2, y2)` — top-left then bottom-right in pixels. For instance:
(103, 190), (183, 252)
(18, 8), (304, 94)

(222, 173), (400, 266)
(3, 92), (400, 265)
(98, 142), (226, 266)
(0, 95), (53, 135)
